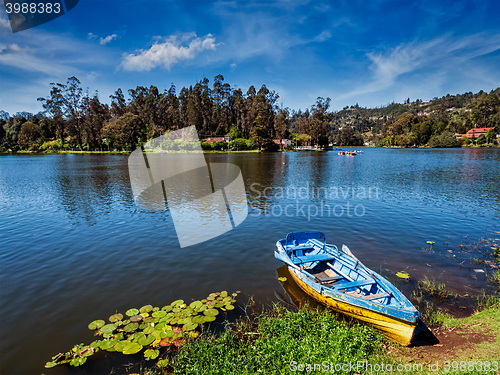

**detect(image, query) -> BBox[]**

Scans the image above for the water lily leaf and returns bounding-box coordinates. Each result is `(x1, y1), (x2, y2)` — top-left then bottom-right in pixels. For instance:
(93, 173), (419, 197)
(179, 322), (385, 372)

(138, 334), (155, 346)
(183, 308), (194, 314)
(129, 314), (143, 322)
(222, 296), (232, 302)
(152, 310), (166, 318)
(122, 342), (143, 355)
(192, 316), (205, 324)
(190, 301), (203, 309)
(114, 341), (126, 352)
(114, 333), (124, 340)
(140, 312), (150, 318)
(161, 305), (172, 312)
(100, 324), (116, 334)
(396, 271), (410, 279)
(183, 322), (198, 331)
(173, 337), (185, 347)
(126, 308), (139, 316)
(144, 348), (159, 360)
(204, 316), (216, 322)
(45, 361), (57, 368)
(109, 313), (123, 322)
(225, 304), (235, 310)
(157, 358), (169, 367)
(159, 337), (174, 347)
(171, 299), (184, 307)
(124, 323), (139, 332)
(70, 357), (87, 366)
(143, 325), (155, 335)
(139, 305), (153, 314)
(204, 308), (219, 317)
(88, 320), (105, 330)
(155, 321), (167, 330)
(90, 341), (101, 349)
(207, 296), (215, 301)
(100, 339), (118, 350)
(221, 291), (228, 297)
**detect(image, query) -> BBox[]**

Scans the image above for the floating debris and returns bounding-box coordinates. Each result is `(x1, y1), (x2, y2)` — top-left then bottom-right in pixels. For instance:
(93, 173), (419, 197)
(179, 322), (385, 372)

(396, 271), (410, 279)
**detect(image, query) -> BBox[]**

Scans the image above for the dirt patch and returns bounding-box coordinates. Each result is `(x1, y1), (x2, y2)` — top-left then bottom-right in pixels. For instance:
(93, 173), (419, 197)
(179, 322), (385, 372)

(388, 322), (496, 365)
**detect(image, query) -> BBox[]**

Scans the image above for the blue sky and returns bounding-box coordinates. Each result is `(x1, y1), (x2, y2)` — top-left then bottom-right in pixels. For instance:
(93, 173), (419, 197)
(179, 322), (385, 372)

(0, 0), (499, 116)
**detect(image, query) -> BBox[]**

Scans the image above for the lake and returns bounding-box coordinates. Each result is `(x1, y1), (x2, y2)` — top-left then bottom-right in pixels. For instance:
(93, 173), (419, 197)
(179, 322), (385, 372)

(1, 148), (499, 374)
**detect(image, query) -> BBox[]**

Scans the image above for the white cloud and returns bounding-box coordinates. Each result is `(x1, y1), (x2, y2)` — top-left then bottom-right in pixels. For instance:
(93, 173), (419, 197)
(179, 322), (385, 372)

(87, 32), (98, 40)
(100, 34), (118, 45)
(343, 33), (500, 98)
(120, 33), (217, 72)
(0, 15), (10, 29)
(230, 63), (236, 72)
(314, 30), (331, 42)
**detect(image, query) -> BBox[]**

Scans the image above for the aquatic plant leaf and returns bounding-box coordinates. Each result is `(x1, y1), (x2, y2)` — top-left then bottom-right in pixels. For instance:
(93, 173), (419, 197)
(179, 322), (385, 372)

(171, 299), (184, 307)
(70, 357), (87, 366)
(278, 277), (287, 282)
(173, 337), (185, 347)
(159, 337), (174, 347)
(188, 331), (199, 338)
(155, 321), (167, 330)
(182, 322), (198, 331)
(161, 305), (172, 311)
(45, 361), (57, 368)
(100, 339), (118, 350)
(100, 324), (116, 334)
(109, 313), (123, 322)
(232, 293), (238, 297)
(126, 308), (139, 316)
(157, 358), (169, 367)
(396, 271), (410, 279)
(114, 341), (125, 352)
(204, 308), (219, 317)
(225, 305), (235, 310)
(204, 316), (216, 322)
(426, 241), (435, 245)
(190, 301), (203, 309)
(222, 296), (232, 302)
(122, 342), (143, 355)
(88, 320), (105, 330)
(143, 325), (155, 335)
(221, 291), (228, 297)
(124, 323), (139, 332)
(139, 305), (153, 314)
(129, 314), (143, 322)
(138, 334), (155, 346)
(152, 310), (166, 318)
(90, 341), (101, 349)
(144, 348), (159, 360)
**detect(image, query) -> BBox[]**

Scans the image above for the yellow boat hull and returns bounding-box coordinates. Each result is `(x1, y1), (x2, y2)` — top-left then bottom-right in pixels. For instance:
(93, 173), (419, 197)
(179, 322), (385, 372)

(289, 268), (417, 346)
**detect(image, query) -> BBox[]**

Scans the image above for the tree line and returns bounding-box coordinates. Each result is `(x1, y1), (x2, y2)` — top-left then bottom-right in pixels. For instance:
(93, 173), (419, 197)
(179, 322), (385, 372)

(0, 76), (499, 152)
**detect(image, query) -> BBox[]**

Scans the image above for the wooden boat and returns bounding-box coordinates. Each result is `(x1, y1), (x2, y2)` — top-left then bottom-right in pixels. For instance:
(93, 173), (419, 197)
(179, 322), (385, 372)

(274, 232), (419, 346)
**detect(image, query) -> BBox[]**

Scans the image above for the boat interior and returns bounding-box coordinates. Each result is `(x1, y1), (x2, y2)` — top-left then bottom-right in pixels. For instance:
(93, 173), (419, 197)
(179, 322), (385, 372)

(280, 236), (399, 306)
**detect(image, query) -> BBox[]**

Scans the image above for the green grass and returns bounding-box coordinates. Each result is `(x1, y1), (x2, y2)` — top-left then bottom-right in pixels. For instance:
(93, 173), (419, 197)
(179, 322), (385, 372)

(161, 304), (385, 374)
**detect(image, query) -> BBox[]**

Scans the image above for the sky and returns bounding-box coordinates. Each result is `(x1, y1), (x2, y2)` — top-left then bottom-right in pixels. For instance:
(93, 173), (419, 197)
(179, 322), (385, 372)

(0, 0), (499, 116)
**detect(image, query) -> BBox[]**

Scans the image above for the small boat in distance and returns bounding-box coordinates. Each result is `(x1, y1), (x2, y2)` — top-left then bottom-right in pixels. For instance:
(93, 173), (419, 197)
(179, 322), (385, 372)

(338, 151), (356, 156)
(274, 232), (419, 346)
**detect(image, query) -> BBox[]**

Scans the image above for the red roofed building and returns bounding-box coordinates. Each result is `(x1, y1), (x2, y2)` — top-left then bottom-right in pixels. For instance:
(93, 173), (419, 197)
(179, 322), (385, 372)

(454, 127), (495, 139)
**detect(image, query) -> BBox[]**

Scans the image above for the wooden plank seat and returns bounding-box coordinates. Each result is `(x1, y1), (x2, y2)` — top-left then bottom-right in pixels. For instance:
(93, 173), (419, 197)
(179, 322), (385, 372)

(293, 254), (336, 264)
(361, 292), (389, 301)
(318, 275), (343, 283)
(335, 279), (374, 290)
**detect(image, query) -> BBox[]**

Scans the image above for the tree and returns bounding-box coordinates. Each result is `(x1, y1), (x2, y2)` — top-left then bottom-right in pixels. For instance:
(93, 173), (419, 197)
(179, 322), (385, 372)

(3, 116), (25, 149)
(476, 134), (486, 145)
(18, 121), (43, 150)
(226, 125), (241, 140)
(461, 135), (471, 145)
(38, 82), (67, 147)
(65, 77), (85, 151)
(102, 113), (144, 150)
(485, 128), (495, 144)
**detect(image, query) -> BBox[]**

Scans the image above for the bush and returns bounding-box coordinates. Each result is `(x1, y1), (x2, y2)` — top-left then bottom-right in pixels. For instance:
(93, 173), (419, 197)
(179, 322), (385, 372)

(212, 141), (228, 150)
(476, 134), (486, 145)
(428, 131), (459, 148)
(200, 142), (213, 150)
(229, 138), (249, 150)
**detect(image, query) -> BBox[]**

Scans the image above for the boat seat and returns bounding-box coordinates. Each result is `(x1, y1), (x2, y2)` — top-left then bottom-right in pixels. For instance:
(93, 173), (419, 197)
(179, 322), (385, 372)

(318, 275), (343, 283)
(293, 254), (336, 264)
(361, 292), (389, 301)
(335, 279), (374, 290)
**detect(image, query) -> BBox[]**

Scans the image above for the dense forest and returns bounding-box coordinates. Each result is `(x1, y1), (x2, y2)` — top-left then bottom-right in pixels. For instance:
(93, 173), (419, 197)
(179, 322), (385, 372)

(1, 75), (499, 152)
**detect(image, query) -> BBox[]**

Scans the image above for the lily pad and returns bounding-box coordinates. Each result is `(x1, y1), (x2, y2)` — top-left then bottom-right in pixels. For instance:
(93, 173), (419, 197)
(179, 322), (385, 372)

(204, 308), (219, 317)
(152, 310), (166, 318)
(225, 304), (235, 310)
(100, 324), (117, 334)
(143, 325), (155, 335)
(109, 313), (123, 322)
(144, 348), (159, 360)
(396, 271), (410, 279)
(161, 305), (172, 312)
(126, 308), (139, 316)
(88, 320), (105, 330)
(129, 314), (143, 322)
(124, 323), (139, 332)
(122, 342), (143, 355)
(159, 337), (174, 347)
(171, 299), (184, 307)
(138, 334), (155, 346)
(190, 301), (203, 309)
(70, 357), (87, 366)
(183, 322), (198, 331)
(114, 341), (126, 352)
(204, 316), (216, 322)
(140, 305), (153, 314)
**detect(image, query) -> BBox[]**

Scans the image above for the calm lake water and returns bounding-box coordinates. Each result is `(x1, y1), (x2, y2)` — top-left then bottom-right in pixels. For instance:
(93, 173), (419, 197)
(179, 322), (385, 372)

(1, 148), (499, 374)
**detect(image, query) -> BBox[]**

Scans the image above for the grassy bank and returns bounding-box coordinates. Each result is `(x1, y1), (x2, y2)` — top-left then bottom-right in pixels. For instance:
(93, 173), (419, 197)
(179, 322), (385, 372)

(132, 300), (499, 375)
